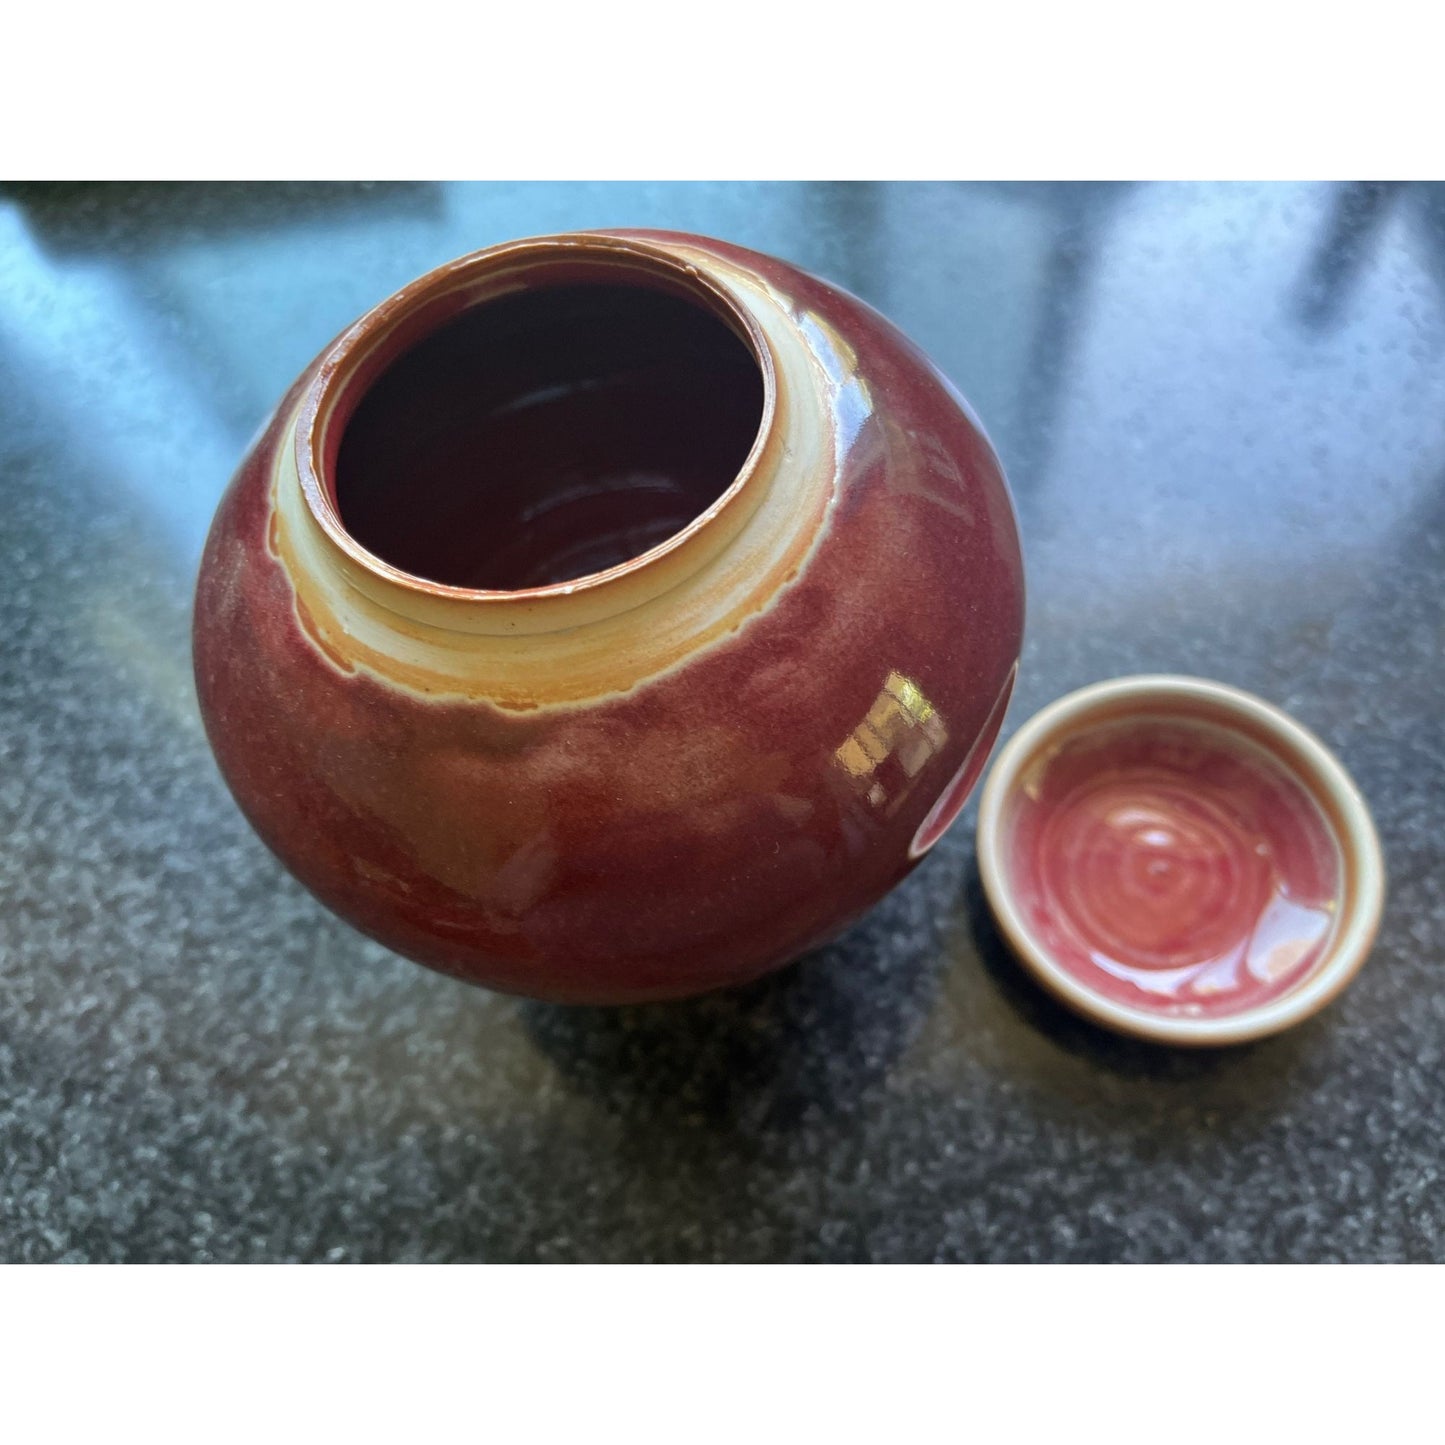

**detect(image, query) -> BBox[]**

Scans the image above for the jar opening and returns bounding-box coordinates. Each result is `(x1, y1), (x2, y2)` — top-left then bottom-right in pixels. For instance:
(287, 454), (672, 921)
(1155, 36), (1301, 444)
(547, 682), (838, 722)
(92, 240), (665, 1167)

(315, 247), (768, 594)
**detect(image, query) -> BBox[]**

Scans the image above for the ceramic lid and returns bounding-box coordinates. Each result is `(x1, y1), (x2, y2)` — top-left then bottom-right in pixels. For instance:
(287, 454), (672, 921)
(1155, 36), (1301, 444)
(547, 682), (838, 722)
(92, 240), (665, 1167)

(975, 675), (1385, 1046)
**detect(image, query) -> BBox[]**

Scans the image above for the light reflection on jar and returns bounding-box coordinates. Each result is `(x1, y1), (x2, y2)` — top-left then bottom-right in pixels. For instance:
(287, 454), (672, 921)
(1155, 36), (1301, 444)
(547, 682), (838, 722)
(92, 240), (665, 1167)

(834, 670), (949, 814)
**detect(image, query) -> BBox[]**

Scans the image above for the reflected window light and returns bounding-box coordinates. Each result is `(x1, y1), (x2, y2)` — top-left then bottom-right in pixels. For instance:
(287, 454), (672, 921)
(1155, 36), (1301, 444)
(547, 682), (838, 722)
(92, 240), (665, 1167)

(796, 311), (872, 455)
(834, 669), (948, 813)
(0, 200), (235, 566)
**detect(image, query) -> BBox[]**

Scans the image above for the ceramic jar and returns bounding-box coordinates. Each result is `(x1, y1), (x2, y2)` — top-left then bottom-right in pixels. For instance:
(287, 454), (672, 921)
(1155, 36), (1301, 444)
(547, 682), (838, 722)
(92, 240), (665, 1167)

(193, 230), (1025, 1002)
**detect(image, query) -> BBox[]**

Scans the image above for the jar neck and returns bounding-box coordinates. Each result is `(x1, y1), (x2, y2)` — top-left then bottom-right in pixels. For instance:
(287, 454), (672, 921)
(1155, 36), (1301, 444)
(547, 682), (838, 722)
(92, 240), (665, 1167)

(265, 231), (840, 710)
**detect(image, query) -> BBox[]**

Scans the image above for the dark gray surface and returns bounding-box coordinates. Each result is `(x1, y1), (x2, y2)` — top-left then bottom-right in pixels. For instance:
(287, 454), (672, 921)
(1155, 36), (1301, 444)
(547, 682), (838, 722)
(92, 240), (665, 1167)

(2, 181), (1442, 1263)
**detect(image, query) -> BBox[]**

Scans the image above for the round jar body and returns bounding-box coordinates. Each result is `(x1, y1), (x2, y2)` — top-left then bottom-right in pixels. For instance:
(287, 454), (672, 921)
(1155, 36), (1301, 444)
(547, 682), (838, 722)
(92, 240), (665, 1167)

(193, 231), (1025, 1002)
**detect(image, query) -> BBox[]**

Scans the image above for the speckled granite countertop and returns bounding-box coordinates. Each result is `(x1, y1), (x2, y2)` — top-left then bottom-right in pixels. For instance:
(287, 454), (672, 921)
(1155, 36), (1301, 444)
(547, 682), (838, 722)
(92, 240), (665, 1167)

(2, 181), (1441, 1262)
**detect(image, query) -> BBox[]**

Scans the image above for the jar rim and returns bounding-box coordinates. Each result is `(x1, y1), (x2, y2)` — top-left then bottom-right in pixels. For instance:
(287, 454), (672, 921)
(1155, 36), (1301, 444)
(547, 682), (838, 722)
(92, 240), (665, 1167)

(292, 231), (779, 609)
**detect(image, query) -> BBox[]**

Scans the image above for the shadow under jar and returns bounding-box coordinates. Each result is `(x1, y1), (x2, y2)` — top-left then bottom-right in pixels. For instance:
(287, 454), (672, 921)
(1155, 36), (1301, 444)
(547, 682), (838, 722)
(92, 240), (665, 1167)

(193, 231), (1025, 1002)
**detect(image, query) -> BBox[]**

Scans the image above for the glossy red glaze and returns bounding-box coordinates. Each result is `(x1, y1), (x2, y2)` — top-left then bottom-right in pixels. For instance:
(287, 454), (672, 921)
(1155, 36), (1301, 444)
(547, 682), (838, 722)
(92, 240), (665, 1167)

(1007, 718), (1342, 1017)
(193, 231), (1025, 1002)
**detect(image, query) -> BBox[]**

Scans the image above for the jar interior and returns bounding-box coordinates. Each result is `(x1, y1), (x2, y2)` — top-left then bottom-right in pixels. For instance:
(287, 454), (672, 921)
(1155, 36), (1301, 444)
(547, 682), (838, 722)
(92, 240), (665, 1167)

(333, 279), (765, 591)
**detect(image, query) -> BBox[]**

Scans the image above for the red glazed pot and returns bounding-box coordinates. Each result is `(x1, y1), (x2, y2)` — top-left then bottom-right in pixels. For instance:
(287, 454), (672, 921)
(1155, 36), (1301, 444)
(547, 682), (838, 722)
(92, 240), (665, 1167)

(193, 230), (1025, 1002)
